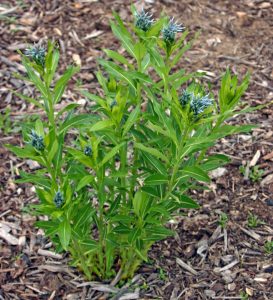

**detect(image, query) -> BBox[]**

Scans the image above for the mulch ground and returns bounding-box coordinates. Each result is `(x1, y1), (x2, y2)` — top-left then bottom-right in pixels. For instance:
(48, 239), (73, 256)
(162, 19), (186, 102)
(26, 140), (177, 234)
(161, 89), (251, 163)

(0, 0), (272, 299)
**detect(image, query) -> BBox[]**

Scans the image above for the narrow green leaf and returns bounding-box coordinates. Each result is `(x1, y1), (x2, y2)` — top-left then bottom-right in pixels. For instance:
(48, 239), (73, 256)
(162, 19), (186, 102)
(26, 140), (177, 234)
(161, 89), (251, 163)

(104, 49), (132, 68)
(53, 65), (80, 104)
(122, 105), (140, 137)
(144, 174), (168, 186)
(135, 142), (169, 163)
(98, 142), (125, 167)
(182, 166), (210, 183)
(76, 175), (94, 191)
(48, 139), (58, 162)
(98, 59), (136, 92)
(90, 119), (113, 132)
(58, 218), (71, 250)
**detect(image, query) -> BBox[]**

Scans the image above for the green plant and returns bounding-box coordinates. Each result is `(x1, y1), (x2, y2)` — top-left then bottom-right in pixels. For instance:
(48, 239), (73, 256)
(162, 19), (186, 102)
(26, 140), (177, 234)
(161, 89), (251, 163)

(239, 165), (264, 182)
(264, 241), (273, 254)
(0, 107), (12, 135)
(247, 212), (265, 228)
(218, 213), (229, 229)
(7, 7), (265, 281)
(240, 291), (249, 300)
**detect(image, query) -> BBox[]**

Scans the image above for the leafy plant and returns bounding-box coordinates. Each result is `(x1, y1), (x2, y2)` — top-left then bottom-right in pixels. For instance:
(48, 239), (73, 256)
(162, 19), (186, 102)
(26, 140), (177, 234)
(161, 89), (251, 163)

(0, 107), (12, 135)
(218, 213), (229, 229)
(239, 165), (264, 182)
(264, 241), (273, 254)
(7, 8), (265, 281)
(240, 291), (249, 300)
(247, 212), (265, 228)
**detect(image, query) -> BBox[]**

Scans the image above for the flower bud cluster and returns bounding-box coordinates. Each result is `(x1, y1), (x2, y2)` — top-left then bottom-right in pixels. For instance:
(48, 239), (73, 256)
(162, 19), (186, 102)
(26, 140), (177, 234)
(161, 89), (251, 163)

(162, 17), (185, 45)
(54, 190), (64, 208)
(25, 44), (46, 67)
(135, 9), (154, 32)
(29, 130), (45, 151)
(84, 145), (93, 157)
(179, 90), (213, 116)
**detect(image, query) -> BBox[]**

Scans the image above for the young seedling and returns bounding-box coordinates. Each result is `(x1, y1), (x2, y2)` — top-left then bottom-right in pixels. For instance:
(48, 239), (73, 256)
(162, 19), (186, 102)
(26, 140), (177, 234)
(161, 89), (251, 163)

(218, 213), (229, 229)
(240, 165), (264, 183)
(264, 241), (273, 255)
(247, 212), (265, 228)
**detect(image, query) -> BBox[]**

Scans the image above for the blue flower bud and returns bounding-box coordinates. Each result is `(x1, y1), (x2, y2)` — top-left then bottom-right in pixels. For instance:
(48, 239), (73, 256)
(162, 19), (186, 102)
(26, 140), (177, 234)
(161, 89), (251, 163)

(179, 90), (213, 117)
(135, 9), (154, 32)
(190, 94), (213, 116)
(54, 190), (64, 208)
(29, 130), (45, 151)
(162, 17), (185, 45)
(179, 90), (193, 107)
(84, 145), (92, 157)
(25, 44), (46, 67)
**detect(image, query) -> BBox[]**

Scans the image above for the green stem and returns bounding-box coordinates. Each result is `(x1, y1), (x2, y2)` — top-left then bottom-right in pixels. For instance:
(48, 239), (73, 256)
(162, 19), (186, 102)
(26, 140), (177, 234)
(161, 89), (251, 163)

(164, 126), (190, 200)
(41, 153), (57, 189)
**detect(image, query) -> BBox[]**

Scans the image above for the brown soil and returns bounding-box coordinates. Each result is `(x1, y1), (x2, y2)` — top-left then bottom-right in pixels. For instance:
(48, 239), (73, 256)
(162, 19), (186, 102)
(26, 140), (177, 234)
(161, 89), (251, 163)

(0, 0), (272, 299)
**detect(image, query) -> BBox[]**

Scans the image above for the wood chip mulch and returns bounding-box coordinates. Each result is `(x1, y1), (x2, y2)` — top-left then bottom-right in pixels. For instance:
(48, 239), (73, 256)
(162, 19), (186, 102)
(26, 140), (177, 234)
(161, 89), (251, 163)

(0, 0), (272, 299)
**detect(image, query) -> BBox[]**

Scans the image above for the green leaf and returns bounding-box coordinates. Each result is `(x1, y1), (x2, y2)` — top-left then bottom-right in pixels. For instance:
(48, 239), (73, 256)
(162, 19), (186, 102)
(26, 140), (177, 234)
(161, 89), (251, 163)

(104, 49), (133, 68)
(133, 191), (152, 219)
(58, 218), (71, 250)
(35, 119), (44, 136)
(182, 166), (210, 183)
(57, 103), (80, 118)
(130, 71), (153, 84)
(134, 42), (146, 62)
(144, 174), (168, 186)
(128, 227), (141, 244)
(48, 139), (58, 162)
(98, 142), (125, 167)
(141, 152), (167, 175)
(177, 194), (200, 209)
(53, 65), (80, 104)
(144, 226), (174, 241)
(21, 56), (48, 100)
(80, 239), (98, 254)
(76, 175), (94, 191)
(59, 114), (97, 134)
(90, 119), (113, 132)
(110, 18), (135, 58)
(12, 91), (43, 109)
(122, 105), (140, 137)
(98, 59), (136, 92)
(135, 142), (169, 163)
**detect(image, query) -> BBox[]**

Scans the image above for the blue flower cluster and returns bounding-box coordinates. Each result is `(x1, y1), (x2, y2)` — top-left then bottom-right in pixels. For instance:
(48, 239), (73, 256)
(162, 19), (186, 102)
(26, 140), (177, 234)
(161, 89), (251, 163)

(162, 17), (185, 45)
(84, 145), (93, 157)
(54, 190), (64, 208)
(135, 9), (154, 32)
(29, 130), (45, 151)
(179, 90), (213, 116)
(25, 44), (46, 66)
